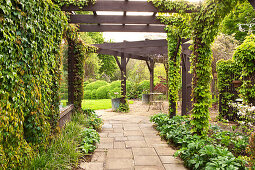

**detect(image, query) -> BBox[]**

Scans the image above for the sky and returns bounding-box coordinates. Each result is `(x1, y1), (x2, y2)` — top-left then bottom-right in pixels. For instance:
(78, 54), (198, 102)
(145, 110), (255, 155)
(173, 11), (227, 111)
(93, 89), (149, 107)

(102, 0), (202, 42)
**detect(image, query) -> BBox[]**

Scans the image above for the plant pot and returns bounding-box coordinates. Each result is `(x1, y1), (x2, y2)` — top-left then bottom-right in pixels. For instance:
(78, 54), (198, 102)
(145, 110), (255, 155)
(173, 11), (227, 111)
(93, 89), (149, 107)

(142, 94), (150, 104)
(111, 98), (121, 111)
(232, 80), (242, 88)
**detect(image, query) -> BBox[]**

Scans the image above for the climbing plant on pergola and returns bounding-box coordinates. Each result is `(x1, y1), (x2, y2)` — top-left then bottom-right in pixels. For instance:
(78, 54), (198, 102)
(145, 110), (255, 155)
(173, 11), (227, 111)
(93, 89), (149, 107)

(61, 0), (255, 135)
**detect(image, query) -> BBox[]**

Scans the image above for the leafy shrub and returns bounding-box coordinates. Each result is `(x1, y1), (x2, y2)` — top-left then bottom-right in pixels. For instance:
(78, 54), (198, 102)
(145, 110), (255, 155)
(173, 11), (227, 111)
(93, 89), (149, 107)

(138, 80), (150, 93)
(84, 90), (92, 99)
(83, 109), (103, 131)
(96, 85), (111, 99)
(91, 89), (97, 99)
(79, 128), (100, 154)
(84, 80), (108, 91)
(151, 114), (247, 169)
(234, 34), (255, 105)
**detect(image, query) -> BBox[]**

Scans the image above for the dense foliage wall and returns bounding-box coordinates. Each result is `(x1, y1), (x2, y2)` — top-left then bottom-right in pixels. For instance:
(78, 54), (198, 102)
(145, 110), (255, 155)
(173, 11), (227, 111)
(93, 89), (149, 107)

(234, 34), (255, 105)
(0, 0), (67, 168)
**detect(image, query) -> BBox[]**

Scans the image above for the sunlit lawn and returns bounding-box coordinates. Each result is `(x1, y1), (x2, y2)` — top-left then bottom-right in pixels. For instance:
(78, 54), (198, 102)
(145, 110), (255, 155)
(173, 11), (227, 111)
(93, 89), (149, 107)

(61, 99), (134, 110)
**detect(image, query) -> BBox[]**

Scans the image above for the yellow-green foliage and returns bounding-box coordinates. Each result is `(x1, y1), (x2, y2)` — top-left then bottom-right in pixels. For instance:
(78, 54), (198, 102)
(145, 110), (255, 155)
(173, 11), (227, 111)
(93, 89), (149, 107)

(0, 0), (67, 168)
(234, 34), (255, 105)
(150, 0), (247, 135)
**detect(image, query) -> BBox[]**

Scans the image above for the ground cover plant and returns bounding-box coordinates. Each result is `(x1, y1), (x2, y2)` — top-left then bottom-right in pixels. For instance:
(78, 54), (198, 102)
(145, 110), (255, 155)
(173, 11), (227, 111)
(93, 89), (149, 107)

(151, 113), (249, 169)
(30, 109), (102, 169)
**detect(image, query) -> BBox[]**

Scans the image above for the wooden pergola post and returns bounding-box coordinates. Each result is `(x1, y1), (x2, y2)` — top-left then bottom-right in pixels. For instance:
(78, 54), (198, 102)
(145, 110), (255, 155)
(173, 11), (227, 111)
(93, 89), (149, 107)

(146, 59), (155, 93)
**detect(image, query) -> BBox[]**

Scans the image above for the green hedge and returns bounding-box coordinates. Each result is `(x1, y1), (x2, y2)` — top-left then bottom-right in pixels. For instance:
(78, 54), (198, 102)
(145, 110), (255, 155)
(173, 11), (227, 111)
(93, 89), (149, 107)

(96, 85), (111, 99)
(216, 59), (241, 120)
(234, 34), (255, 105)
(84, 80), (108, 91)
(0, 0), (67, 168)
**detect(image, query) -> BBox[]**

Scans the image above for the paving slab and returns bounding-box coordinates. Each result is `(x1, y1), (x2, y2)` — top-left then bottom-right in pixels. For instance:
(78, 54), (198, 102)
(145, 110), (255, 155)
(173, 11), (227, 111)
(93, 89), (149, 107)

(132, 148), (157, 156)
(124, 130), (143, 136)
(125, 141), (148, 148)
(91, 151), (106, 162)
(105, 159), (134, 169)
(160, 156), (183, 164)
(114, 141), (126, 148)
(155, 147), (176, 156)
(164, 163), (187, 170)
(80, 162), (103, 170)
(107, 149), (133, 159)
(128, 136), (145, 141)
(134, 156), (162, 166)
(135, 166), (164, 170)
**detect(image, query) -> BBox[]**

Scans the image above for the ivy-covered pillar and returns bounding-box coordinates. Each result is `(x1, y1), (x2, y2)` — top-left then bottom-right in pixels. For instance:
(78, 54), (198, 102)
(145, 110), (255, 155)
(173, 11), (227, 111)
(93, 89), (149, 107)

(120, 52), (127, 104)
(167, 31), (181, 118)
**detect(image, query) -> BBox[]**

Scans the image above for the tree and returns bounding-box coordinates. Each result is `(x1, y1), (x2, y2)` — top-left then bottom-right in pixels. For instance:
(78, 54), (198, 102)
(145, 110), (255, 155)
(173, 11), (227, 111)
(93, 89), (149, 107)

(221, 2), (255, 42)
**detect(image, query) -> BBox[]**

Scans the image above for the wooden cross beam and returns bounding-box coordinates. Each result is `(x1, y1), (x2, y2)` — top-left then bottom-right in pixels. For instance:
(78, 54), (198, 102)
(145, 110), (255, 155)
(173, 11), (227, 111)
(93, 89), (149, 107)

(78, 24), (166, 32)
(249, 0), (255, 9)
(93, 39), (167, 49)
(61, 1), (196, 13)
(111, 46), (168, 55)
(69, 15), (162, 25)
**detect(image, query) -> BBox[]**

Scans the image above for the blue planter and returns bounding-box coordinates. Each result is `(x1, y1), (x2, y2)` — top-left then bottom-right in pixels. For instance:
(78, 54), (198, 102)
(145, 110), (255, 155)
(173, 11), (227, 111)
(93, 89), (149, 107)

(111, 98), (121, 111)
(142, 94), (150, 104)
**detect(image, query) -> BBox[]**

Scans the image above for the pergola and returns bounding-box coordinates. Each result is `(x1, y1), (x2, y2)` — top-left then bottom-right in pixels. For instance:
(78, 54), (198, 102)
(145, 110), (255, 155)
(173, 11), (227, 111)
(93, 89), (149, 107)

(93, 39), (168, 95)
(61, 0), (194, 114)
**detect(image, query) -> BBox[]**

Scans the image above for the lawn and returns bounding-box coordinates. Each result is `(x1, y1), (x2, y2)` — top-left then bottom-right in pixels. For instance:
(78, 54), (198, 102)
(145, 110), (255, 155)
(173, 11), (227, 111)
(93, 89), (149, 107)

(61, 99), (134, 110)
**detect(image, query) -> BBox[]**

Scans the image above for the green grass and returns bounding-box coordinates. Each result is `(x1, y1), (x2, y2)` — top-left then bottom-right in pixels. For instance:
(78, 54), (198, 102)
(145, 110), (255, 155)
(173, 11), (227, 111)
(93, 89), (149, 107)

(61, 99), (134, 110)
(30, 113), (87, 169)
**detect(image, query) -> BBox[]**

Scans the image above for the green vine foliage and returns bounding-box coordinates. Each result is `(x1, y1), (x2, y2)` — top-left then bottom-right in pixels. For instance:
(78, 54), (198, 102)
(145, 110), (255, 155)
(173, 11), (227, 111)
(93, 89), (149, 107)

(216, 60), (241, 120)
(0, 0), (67, 168)
(234, 34), (255, 105)
(65, 24), (96, 109)
(54, 0), (96, 7)
(150, 0), (246, 135)
(157, 14), (191, 118)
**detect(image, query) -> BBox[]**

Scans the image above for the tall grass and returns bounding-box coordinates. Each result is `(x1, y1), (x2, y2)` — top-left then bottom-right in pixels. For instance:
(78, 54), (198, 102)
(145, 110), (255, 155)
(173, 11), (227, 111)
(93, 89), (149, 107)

(30, 113), (88, 169)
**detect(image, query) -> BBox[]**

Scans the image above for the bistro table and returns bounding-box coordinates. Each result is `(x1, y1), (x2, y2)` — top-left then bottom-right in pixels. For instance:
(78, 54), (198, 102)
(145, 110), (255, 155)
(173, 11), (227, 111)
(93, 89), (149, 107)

(147, 92), (164, 111)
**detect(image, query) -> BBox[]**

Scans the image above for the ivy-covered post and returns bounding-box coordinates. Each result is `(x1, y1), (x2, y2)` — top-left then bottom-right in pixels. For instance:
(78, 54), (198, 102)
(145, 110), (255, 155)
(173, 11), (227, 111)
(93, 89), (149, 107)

(167, 31), (181, 118)
(120, 52), (127, 104)
(67, 38), (75, 106)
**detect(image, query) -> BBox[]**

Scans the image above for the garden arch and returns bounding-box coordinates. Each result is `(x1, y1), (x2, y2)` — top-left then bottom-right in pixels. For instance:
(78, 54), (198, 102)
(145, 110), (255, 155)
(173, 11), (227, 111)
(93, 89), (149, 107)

(62, 0), (195, 115)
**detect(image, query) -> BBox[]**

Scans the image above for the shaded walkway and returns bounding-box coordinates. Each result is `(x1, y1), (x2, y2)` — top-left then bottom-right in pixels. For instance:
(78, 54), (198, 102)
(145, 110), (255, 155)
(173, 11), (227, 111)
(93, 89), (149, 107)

(80, 102), (186, 170)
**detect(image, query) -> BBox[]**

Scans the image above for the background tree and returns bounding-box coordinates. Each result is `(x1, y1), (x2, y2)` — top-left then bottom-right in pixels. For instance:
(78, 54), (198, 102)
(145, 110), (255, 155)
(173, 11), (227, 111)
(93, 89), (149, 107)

(221, 1), (255, 42)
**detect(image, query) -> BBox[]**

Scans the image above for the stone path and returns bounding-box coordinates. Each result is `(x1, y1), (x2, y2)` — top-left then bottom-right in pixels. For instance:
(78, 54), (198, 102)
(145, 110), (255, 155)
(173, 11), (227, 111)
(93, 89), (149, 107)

(80, 113), (187, 170)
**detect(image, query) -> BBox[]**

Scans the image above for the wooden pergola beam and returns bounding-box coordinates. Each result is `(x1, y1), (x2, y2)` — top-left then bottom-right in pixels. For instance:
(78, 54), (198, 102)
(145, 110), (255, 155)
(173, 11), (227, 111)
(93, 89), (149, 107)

(93, 39), (167, 49)
(96, 48), (150, 61)
(69, 15), (162, 25)
(61, 1), (196, 13)
(112, 46), (168, 55)
(78, 24), (166, 32)
(249, 0), (255, 9)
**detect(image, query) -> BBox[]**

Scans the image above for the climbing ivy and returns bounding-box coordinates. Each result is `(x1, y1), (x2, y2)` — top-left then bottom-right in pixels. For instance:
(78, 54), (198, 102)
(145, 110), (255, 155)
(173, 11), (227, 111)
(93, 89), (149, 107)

(150, 0), (247, 135)
(0, 0), (67, 168)
(54, 0), (96, 7)
(234, 34), (255, 105)
(65, 24), (96, 109)
(157, 14), (191, 118)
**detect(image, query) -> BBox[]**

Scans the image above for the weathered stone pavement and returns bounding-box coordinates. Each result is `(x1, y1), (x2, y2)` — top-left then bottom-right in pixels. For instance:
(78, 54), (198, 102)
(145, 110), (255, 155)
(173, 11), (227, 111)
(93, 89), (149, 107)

(80, 113), (187, 170)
